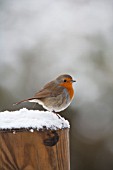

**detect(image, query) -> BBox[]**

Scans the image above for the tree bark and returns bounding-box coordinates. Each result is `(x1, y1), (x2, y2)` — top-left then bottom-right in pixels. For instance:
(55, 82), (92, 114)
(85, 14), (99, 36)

(0, 128), (70, 170)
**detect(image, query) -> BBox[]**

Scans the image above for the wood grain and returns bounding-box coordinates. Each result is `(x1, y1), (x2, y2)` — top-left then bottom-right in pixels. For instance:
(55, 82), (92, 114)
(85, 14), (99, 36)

(0, 129), (70, 170)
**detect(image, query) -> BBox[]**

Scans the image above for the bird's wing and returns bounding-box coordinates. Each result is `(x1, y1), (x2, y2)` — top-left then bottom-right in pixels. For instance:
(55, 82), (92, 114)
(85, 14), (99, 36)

(34, 81), (64, 98)
(34, 89), (51, 98)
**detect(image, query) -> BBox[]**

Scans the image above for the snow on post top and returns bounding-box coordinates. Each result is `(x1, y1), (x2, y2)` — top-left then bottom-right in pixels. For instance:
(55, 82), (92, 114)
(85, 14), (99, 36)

(0, 108), (70, 131)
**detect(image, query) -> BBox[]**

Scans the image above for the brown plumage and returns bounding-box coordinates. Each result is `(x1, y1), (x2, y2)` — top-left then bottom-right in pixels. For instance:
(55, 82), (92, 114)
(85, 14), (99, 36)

(14, 74), (76, 112)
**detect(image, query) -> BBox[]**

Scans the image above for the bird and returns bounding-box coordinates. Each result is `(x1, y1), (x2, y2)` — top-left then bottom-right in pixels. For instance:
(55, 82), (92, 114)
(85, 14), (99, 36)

(14, 74), (76, 112)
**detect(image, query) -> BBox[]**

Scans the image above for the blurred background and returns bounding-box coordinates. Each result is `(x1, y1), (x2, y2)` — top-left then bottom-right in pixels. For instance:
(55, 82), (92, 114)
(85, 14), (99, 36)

(0, 0), (113, 169)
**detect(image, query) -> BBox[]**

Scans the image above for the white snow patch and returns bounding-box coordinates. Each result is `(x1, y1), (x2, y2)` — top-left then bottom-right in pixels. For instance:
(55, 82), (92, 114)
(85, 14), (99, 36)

(0, 108), (70, 130)
(30, 129), (34, 132)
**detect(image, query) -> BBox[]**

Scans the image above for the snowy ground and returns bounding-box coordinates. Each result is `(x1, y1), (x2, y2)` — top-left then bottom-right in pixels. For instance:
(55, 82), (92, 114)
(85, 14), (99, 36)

(0, 108), (70, 131)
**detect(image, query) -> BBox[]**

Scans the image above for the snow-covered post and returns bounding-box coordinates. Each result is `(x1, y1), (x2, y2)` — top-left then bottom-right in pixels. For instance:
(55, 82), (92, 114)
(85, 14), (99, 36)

(0, 108), (70, 170)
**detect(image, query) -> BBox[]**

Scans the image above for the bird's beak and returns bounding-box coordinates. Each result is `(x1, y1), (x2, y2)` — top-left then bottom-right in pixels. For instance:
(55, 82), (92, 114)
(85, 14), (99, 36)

(71, 80), (76, 83)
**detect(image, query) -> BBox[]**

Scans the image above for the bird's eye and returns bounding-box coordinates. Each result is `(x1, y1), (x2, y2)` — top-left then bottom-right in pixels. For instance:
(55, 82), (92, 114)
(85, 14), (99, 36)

(64, 79), (67, 82)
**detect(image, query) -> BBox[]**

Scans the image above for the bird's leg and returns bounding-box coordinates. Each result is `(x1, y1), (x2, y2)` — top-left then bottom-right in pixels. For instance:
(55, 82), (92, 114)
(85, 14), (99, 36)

(52, 110), (61, 119)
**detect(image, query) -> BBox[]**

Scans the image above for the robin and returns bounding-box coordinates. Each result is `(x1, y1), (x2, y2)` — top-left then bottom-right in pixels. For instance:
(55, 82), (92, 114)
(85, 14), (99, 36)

(14, 74), (76, 112)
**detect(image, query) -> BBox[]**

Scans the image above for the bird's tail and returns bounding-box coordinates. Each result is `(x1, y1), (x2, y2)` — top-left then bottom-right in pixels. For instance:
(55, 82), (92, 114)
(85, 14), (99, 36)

(13, 97), (35, 105)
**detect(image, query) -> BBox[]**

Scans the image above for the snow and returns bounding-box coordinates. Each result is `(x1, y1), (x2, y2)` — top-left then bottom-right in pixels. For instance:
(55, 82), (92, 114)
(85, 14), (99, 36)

(0, 108), (70, 131)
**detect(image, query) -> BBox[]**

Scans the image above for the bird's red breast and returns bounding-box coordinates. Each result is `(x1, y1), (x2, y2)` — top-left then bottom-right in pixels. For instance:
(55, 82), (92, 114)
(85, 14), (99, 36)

(59, 78), (74, 100)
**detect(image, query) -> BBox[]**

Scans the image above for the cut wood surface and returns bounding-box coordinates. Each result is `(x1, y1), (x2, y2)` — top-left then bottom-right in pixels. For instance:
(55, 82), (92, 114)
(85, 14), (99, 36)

(0, 128), (70, 170)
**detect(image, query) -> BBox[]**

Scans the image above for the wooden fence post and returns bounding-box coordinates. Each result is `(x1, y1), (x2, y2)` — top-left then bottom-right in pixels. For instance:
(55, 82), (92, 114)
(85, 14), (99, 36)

(0, 109), (70, 170)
